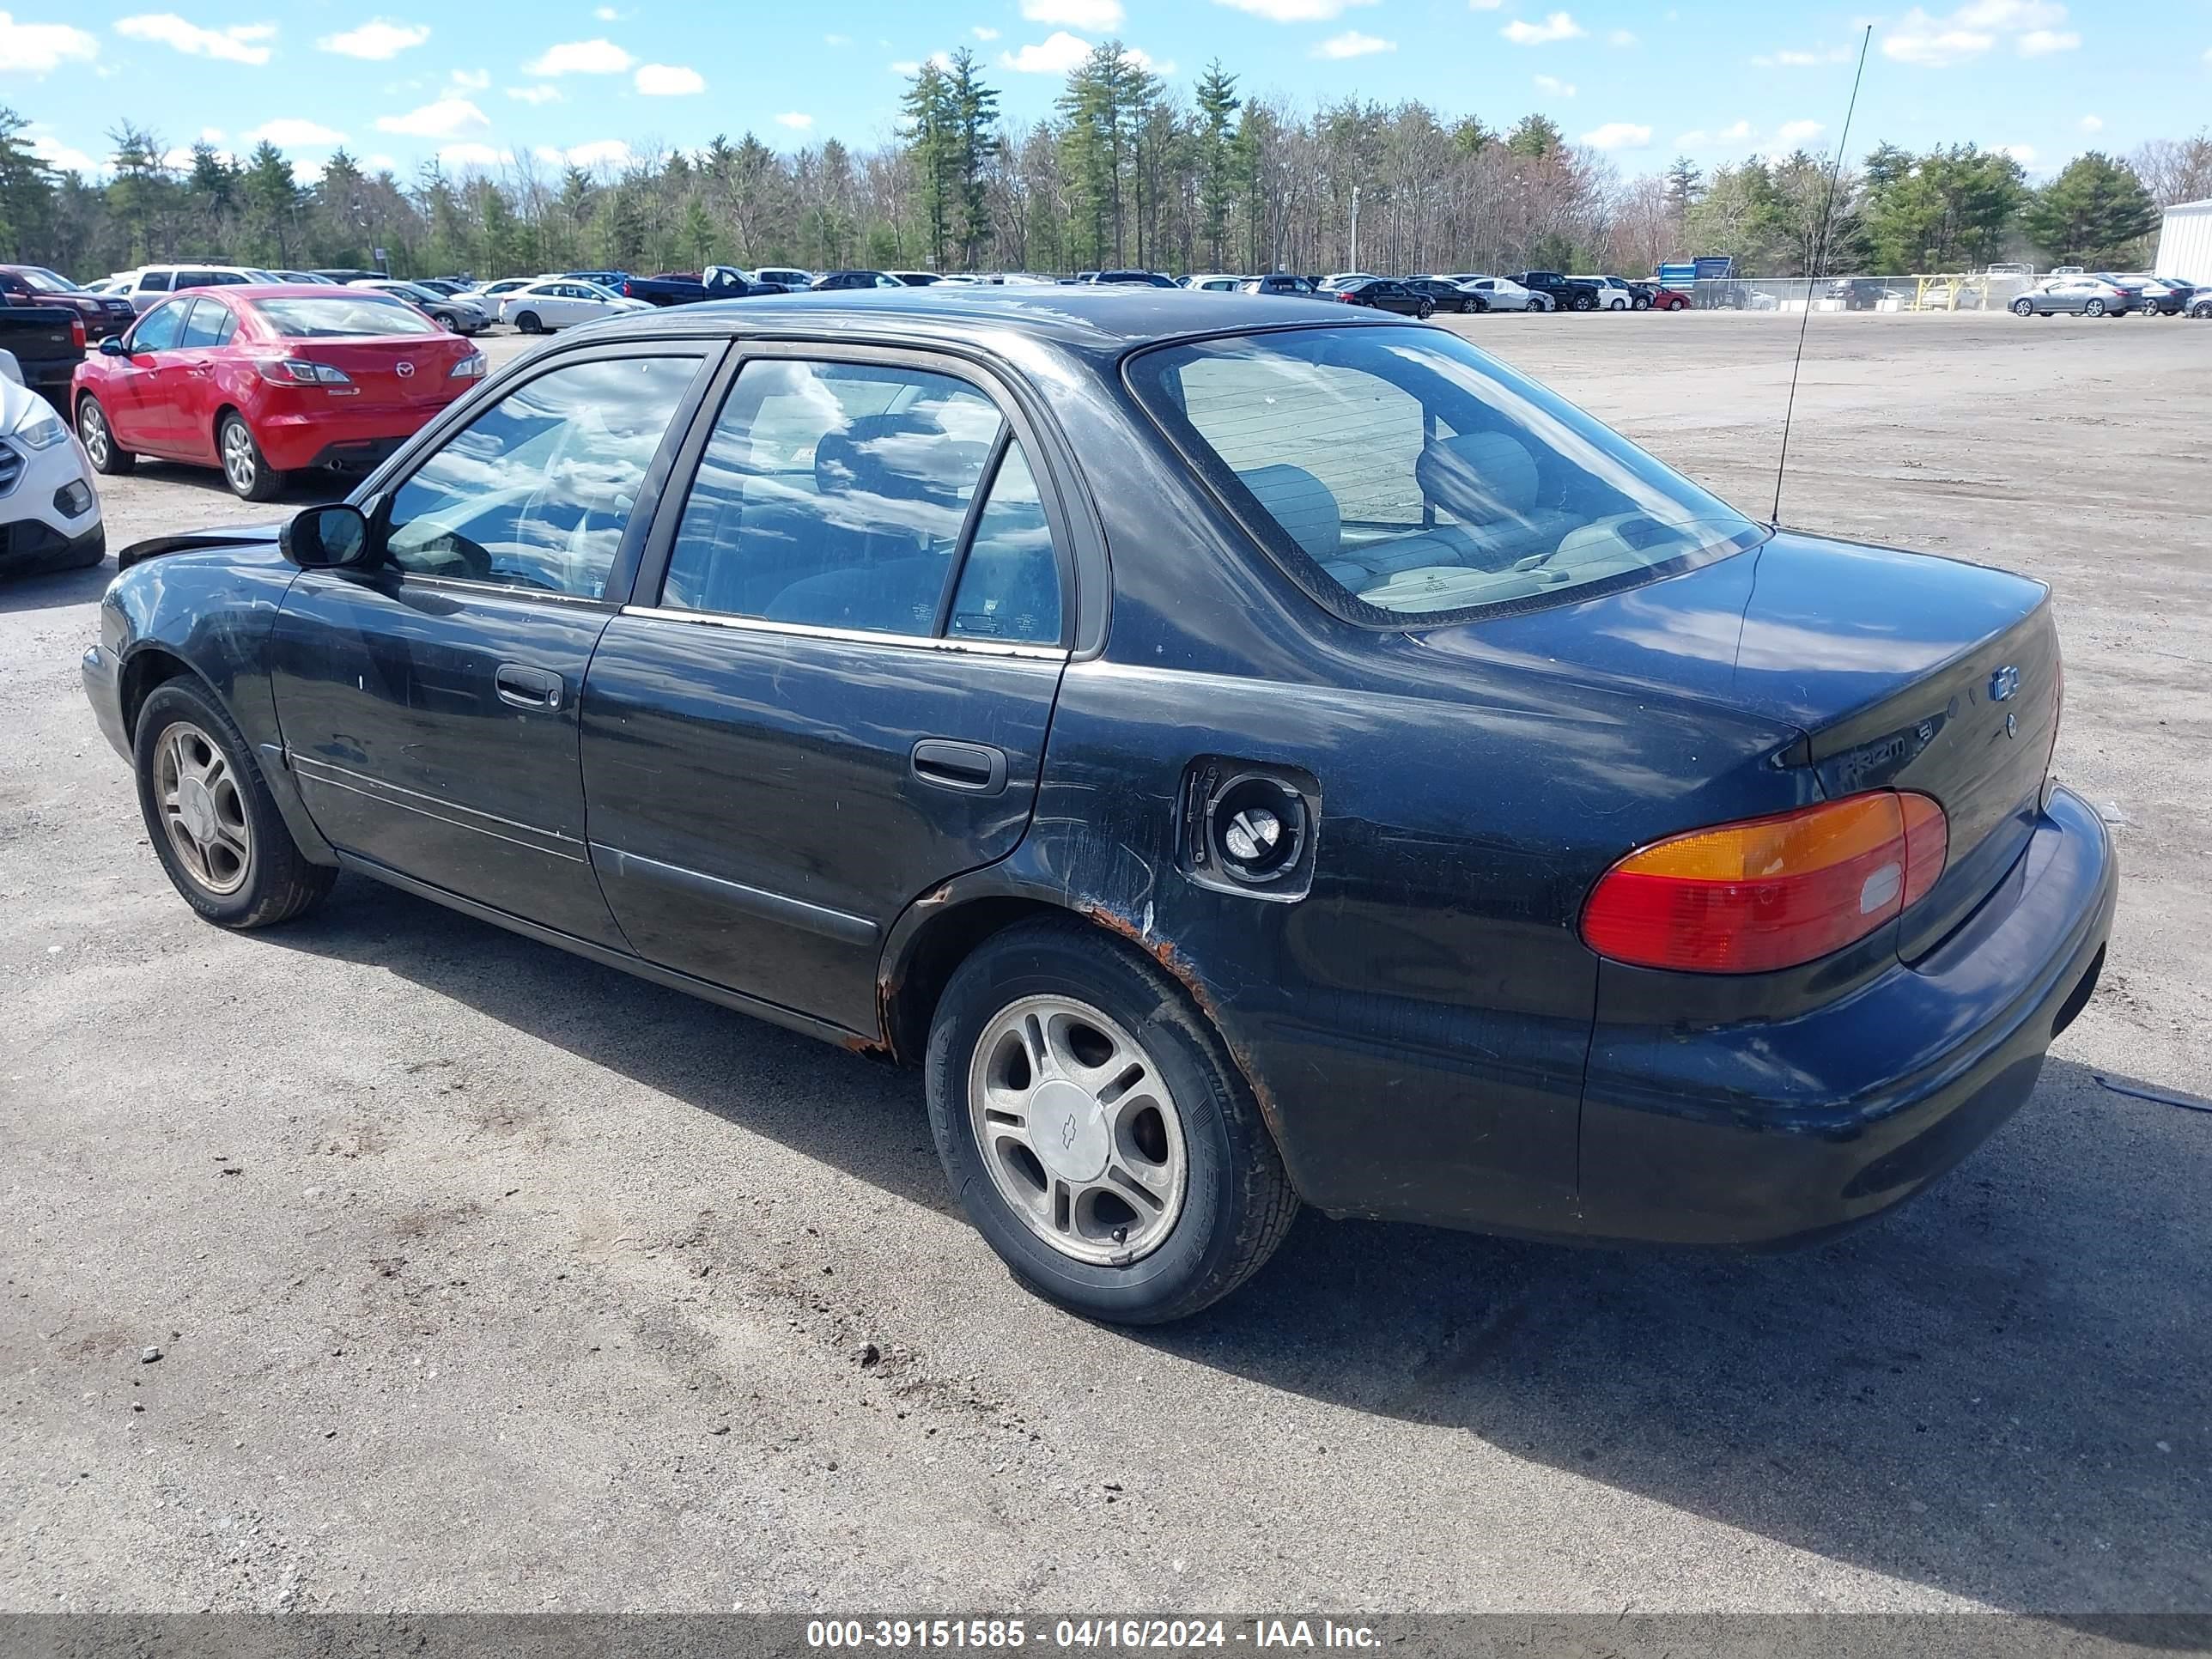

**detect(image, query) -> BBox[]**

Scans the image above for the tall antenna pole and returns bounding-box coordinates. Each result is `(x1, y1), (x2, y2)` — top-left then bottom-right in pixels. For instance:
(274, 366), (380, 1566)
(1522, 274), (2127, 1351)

(1771, 24), (1873, 526)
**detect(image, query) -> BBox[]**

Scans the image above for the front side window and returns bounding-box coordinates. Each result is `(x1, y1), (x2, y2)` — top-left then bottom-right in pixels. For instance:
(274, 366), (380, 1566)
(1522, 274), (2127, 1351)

(128, 301), (187, 353)
(1128, 325), (1765, 623)
(383, 354), (703, 598)
(660, 358), (1060, 641)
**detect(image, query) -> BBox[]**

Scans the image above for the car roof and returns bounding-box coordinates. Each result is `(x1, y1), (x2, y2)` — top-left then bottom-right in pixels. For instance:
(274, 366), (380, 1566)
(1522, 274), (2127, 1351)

(175, 283), (423, 302)
(577, 284), (1404, 366)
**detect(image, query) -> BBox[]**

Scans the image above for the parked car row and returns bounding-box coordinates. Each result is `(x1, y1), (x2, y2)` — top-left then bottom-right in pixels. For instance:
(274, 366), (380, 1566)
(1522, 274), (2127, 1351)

(2009, 272), (2204, 318)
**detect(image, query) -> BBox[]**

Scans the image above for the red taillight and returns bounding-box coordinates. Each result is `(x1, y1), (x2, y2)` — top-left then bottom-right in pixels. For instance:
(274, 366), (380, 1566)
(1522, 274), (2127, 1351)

(1581, 791), (1949, 974)
(621, 280), (634, 296)
(70, 317), (87, 349)
(1334, 291), (1357, 302)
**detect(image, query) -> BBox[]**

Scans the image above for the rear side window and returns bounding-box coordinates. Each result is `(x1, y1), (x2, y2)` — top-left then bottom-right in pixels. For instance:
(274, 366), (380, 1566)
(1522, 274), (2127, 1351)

(176, 300), (235, 349)
(137, 270), (171, 293)
(659, 358), (1062, 643)
(1128, 325), (1765, 623)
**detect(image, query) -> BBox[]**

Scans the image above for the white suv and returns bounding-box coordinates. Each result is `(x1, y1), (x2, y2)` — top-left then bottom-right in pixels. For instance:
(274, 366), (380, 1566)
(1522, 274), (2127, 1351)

(1575, 275), (1638, 310)
(104, 264), (283, 313)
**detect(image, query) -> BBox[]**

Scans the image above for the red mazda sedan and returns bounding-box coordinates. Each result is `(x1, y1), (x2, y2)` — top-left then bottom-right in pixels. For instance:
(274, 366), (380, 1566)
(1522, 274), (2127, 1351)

(70, 284), (485, 501)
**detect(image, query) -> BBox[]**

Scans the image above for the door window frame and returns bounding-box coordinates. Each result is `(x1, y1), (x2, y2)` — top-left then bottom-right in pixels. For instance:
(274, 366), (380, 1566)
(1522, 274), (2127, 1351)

(341, 337), (727, 610)
(627, 339), (1098, 659)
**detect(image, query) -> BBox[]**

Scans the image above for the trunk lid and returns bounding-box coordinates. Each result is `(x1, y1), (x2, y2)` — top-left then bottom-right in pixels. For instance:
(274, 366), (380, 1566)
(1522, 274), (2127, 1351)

(1415, 531), (2061, 961)
(288, 337), (470, 411)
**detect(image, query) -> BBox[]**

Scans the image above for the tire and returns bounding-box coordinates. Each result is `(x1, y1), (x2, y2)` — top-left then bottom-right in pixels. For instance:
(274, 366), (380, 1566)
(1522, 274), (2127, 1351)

(925, 917), (1299, 1324)
(217, 412), (285, 502)
(132, 678), (335, 930)
(514, 310), (543, 334)
(2083, 298), (2106, 317)
(2012, 298), (2034, 316)
(1573, 295), (1595, 311)
(1632, 296), (1650, 310)
(1665, 297), (1686, 311)
(1415, 300), (1435, 319)
(76, 396), (134, 475)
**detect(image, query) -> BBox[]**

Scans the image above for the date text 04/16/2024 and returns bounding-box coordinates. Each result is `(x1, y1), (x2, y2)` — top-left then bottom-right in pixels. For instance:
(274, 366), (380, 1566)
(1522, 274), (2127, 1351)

(803, 1619), (1381, 1650)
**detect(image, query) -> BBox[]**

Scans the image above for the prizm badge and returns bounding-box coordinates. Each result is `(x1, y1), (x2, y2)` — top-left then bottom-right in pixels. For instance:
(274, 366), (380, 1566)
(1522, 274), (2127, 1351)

(1990, 665), (2021, 702)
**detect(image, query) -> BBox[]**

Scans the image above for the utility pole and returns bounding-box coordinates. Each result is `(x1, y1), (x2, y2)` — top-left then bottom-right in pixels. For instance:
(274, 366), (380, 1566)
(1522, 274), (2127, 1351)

(1350, 184), (1361, 272)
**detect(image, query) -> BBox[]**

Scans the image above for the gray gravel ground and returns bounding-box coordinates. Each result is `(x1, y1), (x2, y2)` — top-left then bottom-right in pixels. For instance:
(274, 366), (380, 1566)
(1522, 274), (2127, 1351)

(1, 313), (2206, 1614)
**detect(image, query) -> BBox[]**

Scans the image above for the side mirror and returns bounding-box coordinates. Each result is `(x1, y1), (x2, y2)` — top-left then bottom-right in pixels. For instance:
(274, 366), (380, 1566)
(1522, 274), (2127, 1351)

(100, 337), (129, 357)
(281, 503), (376, 570)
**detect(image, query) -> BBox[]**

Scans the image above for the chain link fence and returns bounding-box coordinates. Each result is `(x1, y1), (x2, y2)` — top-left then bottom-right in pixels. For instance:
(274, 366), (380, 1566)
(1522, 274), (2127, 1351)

(1685, 272), (2040, 313)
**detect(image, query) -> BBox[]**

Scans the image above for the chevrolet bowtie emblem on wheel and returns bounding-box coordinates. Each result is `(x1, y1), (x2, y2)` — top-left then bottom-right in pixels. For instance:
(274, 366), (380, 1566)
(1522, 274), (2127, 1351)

(395, 361), (415, 379)
(1990, 664), (2020, 702)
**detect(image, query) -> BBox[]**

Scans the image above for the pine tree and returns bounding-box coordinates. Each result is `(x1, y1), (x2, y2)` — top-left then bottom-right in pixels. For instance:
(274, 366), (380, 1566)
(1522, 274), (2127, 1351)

(902, 61), (957, 270)
(2021, 152), (2160, 267)
(1194, 60), (1241, 269)
(945, 49), (1000, 268)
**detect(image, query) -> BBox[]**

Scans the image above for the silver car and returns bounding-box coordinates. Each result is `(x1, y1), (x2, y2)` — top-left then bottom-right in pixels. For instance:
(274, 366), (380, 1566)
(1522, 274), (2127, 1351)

(2010, 276), (2131, 318)
(1448, 275), (1545, 312)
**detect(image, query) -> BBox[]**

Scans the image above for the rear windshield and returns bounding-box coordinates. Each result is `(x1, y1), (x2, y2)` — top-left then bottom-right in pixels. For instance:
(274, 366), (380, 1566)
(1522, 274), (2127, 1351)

(252, 296), (442, 338)
(1127, 324), (1765, 623)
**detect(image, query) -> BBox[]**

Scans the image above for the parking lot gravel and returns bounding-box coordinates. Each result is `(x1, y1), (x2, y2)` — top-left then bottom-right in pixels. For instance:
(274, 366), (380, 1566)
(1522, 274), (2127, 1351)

(2, 313), (2206, 1614)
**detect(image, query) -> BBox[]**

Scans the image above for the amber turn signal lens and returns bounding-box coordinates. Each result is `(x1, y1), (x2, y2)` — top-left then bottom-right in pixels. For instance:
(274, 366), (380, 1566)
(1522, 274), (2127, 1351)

(1581, 791), (1949, 974)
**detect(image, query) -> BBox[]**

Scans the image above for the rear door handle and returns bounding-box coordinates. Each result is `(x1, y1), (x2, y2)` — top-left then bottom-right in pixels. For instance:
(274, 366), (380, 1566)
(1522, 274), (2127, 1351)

(911, 738), (1007, 796)
(495, 662), (564, 711)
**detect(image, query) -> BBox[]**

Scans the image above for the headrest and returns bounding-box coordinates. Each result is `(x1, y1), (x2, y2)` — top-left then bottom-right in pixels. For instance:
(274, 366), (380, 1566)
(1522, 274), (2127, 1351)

(1417, 430), (1540, 524)
(1237, 464), (1341, 560)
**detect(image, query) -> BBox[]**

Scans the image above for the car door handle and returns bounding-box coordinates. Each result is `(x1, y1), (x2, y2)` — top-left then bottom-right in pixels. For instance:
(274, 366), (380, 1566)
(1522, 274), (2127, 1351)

(495, 663), (564, 712)
(911, 738), (1007, 796)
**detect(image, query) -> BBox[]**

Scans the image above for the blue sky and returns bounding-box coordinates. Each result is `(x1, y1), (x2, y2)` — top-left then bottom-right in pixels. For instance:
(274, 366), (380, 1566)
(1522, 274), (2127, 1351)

(3, 0), (2204, 184)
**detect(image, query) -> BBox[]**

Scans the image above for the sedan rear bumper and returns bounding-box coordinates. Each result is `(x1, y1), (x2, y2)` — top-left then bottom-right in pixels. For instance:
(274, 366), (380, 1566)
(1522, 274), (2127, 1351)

(254, 403), (456, 472)
(1575, 784), (2116, 1246)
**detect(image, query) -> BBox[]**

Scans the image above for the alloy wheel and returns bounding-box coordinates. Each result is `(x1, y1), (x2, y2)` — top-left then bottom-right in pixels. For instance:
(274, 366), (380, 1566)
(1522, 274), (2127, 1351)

(966, 994), (1189, 1266)
(221, 421), (257, 494)
(78, 401), (109, 467)
(155, 721), (252, 896)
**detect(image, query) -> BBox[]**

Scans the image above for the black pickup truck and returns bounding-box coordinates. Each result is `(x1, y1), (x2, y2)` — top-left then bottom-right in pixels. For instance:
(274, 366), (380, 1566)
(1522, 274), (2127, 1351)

(618, 266), (792, 306)
(1511, 270), (1603, 312)
(0, 304), (85, 398)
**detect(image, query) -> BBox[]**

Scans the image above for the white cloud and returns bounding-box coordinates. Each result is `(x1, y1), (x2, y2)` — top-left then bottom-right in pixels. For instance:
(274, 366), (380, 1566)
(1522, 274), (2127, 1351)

(365, 152), (397, 170)
(1773, 118), (1825, 146)
(506, 83), (562, 104)
(534, 137), (633, 170)
(1212, 0), (1377, 21)
(1127, 45), (1174, 73)
(1999, 143), (2036, 162)
(522, 38), (634, 76)
(1502, 11), (1585, 45)
(200, 125), (224, 141)
(1313, 28), (1393, 56)
(448, 67), (489, 89)
(29, 132), (103, 174)
(2078, 114), (2101, 132)
(1000, 30), (1091, 71)
(1884, 0), (2075, 64)
(374, 97), (489, 139)
(972, 25), (1000, 38)
(1534, 72), (1576, 94)
(1607, 27), (1636, 45)
(823, 32), (851, 45)
(1468, 0), (1502, 8)
(1020, 0), (1121, 26)
(114, 14), (275, 65)
(775, 111), (814, 129)
(1754, 44), (1852, 65)
(241, 117), (345, 147)
(437, 142), (512, 168)
(1674, 118), (1754, 147)
(1582, 121), (1652, 149)
(316, 19), (428, 59)
(891, 49), (956, 74)
(0, 12), (100, 75)
(634, 62), (704, 94)
(592, 5), (629, 16)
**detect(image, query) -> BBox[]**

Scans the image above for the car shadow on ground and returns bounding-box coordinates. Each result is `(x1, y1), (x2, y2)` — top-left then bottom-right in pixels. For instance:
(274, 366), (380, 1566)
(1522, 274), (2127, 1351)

(264, 877), (2209, 1615)
(0, 556), (111, 613)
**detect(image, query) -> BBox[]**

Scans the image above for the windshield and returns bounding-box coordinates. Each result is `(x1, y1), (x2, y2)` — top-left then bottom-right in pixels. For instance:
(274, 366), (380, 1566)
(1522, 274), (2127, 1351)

(1127, 325), (1765, 623)
(16, 267), (80, 293)
(252, 295), (443, 337)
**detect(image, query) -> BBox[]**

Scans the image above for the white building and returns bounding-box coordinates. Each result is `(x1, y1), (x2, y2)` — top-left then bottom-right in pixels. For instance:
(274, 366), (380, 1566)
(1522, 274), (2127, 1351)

(2152, 198), (2212, 278)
